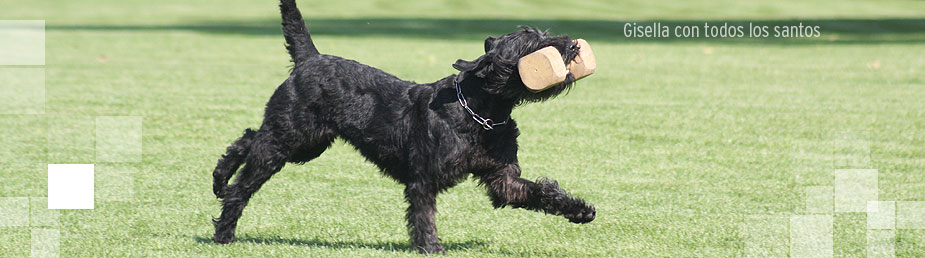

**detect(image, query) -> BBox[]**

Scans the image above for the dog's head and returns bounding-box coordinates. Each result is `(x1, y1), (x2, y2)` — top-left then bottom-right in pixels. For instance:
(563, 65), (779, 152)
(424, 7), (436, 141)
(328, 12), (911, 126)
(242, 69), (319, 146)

(453, 26), (579, 104)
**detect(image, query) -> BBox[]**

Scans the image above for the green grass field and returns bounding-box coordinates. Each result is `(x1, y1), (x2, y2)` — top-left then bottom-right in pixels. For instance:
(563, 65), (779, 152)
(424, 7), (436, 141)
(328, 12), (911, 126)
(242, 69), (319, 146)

(1, 0), (924, 257)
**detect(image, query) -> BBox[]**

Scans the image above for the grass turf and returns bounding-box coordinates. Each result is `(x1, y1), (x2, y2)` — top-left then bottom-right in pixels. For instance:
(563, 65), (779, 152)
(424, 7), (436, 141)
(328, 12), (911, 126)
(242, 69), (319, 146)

(1, 0), (923, 257)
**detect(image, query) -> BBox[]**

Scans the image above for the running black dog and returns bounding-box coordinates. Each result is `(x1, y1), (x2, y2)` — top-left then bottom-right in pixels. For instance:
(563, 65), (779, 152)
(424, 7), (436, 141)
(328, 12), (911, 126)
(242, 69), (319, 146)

(212, 0), (595, 254)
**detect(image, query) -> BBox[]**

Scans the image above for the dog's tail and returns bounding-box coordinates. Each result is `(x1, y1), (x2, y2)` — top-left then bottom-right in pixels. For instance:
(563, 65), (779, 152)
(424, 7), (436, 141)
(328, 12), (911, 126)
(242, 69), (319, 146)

(213, 129), (257, 198)
(279, 0), (319, 64)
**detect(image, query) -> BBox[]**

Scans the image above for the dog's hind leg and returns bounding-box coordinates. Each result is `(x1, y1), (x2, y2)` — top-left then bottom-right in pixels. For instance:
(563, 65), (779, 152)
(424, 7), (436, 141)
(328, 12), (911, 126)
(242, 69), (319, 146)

(213, 129), (257, 198)
(212, 133), (290, 244)
(478, 164), (596, 224)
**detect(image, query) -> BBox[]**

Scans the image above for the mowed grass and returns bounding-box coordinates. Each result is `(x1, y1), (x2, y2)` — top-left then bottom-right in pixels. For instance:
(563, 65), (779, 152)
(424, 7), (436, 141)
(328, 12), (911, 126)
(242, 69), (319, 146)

(1, 0), (924, 257)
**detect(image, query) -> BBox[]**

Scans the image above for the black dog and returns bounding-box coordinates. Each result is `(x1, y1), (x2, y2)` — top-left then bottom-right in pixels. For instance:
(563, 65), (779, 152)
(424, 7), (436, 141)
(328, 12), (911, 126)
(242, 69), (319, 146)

(212, 0), (595, 254)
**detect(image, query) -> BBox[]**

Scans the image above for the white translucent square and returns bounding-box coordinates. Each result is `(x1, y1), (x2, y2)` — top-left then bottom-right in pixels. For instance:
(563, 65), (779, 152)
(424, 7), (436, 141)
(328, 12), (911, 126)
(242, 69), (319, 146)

(896, 201), (925, 229)
(834, 169), (878, 212)
(0, 20), (45, 65)
(96, 116), (143, 162)
(29, 197), (58, 227)
(0, 68), (45, 114)
(805, 186), (833, 214)
(31, 229), (59, 258)
(47, 164), (94, 209)
(96, 164), (136, 201)
(742, 215), (788, 258)
(867, 230), (895, 258)
(867, 201), (895, 230)
(0, 197), (29, 226)
(790, 215), (833, 258)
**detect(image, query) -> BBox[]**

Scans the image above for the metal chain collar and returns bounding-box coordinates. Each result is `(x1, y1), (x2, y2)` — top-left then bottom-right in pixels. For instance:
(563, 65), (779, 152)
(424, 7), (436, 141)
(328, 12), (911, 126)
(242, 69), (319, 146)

(454, 76), (509, 130)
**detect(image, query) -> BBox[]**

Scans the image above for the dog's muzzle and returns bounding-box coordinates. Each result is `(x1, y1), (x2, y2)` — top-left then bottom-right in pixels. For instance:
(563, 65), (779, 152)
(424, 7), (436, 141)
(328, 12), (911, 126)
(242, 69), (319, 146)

(517, 39), (596, 91)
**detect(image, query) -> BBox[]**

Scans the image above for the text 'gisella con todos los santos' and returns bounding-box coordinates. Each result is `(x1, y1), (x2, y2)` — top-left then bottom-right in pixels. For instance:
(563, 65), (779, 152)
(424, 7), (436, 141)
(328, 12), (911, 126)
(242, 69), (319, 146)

(623, 22), (822, 38)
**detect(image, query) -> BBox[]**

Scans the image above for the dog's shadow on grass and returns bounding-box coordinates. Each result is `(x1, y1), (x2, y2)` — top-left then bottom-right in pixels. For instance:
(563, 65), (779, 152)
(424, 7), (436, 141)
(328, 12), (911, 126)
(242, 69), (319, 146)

(193, 235), (492, 253)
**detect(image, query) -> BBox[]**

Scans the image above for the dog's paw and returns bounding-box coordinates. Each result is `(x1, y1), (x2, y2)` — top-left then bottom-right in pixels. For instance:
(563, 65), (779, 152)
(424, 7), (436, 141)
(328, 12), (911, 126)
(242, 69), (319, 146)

(564, 205), (596, 224)
(213, 185), (230, 198)
(213, 189), (225, 198)
(213, 232), (236, 244)
(416, 243), (445, 255)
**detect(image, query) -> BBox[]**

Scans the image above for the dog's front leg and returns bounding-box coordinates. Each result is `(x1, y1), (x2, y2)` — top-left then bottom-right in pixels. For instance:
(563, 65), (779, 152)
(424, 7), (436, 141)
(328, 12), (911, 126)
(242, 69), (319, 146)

(479, 165), (596, 223)
(404, 183), (444, 254)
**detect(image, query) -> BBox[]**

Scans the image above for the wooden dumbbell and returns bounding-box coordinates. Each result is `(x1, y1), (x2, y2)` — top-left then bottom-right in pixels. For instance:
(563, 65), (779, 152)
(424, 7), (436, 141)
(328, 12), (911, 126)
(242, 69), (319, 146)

(517, 39), (596, 91)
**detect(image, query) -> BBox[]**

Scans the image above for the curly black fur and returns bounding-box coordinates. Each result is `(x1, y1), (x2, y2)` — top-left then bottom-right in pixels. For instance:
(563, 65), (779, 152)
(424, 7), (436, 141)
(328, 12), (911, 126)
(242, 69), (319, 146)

(211, 0), (596, 254)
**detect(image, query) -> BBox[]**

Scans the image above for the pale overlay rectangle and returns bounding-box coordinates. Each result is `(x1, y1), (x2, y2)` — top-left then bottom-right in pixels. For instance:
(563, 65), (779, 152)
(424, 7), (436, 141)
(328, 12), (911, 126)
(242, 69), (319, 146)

(790, 215), (833, 258)
(0, 197), (29, 226)
(896, 201), (925, 229)
(0, 20), (45, 65)
(31, 228), (59, 258)
(47, 164), (94, 209)
(834, 169), (877, 212)
(867, 201), (895, 230)
(867, 230), (895, 258)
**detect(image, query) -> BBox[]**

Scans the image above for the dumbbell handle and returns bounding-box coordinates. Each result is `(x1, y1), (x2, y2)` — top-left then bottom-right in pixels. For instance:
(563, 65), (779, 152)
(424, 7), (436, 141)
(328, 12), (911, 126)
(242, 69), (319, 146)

(517, 39), (596, 91)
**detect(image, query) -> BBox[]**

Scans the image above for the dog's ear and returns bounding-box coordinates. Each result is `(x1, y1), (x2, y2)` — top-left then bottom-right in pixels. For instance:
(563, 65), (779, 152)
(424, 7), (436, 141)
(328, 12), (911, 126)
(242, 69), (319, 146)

(453, 54), (492, 78)
(452, 57), (479, 72)
(484, 36), (497, 52)
(454, 37), (500, 79)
